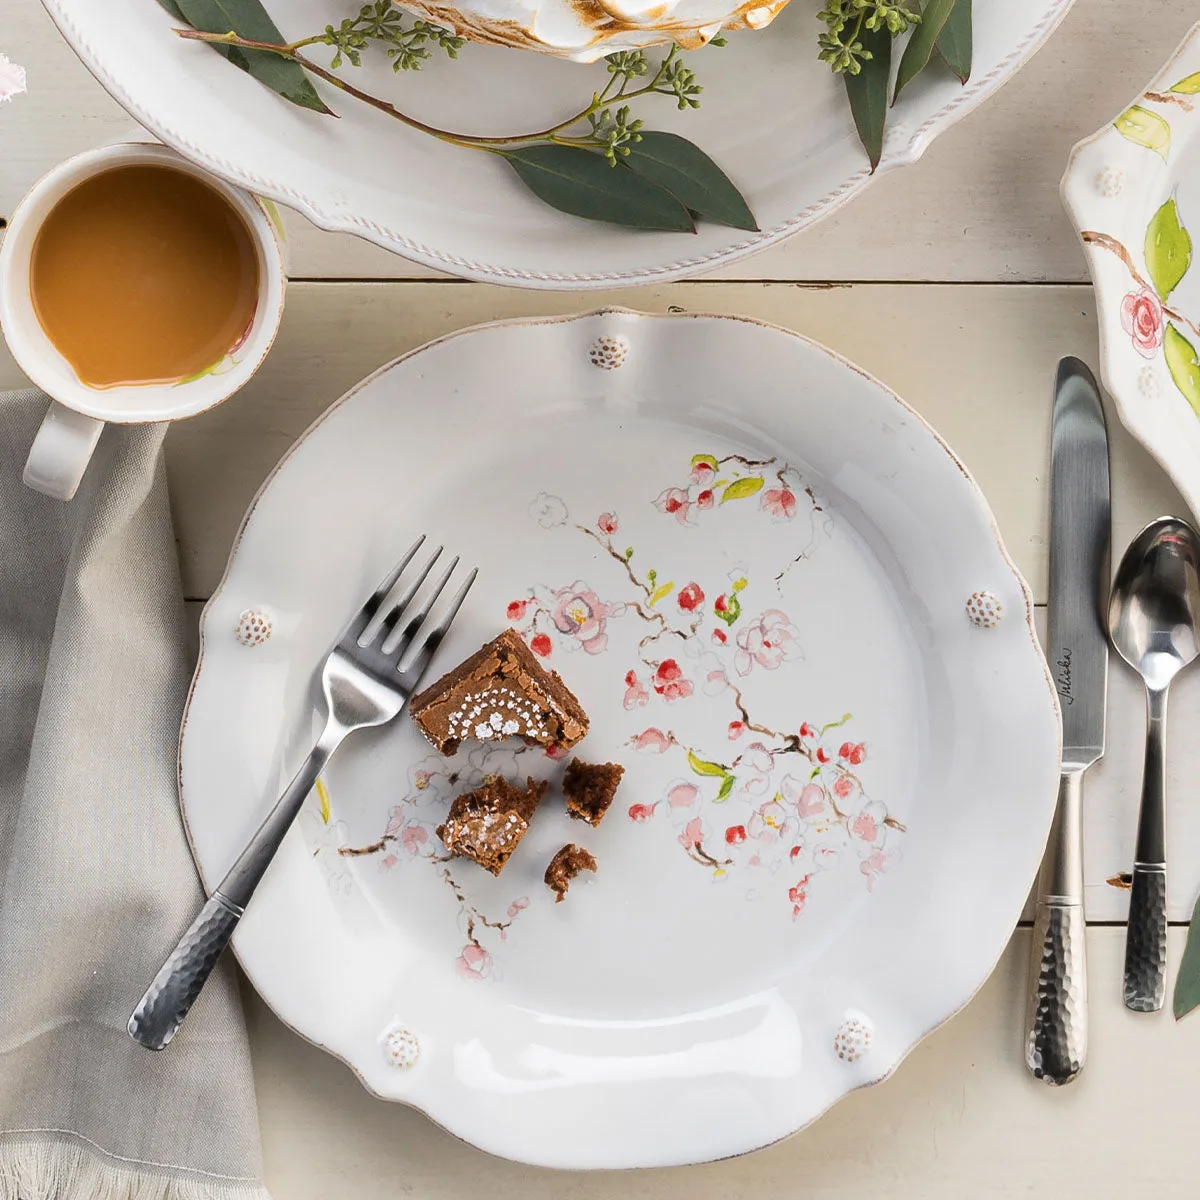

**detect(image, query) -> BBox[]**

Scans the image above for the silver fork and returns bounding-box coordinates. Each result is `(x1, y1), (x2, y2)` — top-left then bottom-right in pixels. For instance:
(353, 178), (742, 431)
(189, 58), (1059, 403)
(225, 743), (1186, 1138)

(128, 536), (476, 1051)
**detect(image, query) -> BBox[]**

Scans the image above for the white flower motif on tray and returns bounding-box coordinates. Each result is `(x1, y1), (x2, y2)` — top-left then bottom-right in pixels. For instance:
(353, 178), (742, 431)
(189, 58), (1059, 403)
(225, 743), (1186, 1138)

(235, 608), (273, 646)
(381, 1022), (420, 1069)
(0, 54), (26, 104)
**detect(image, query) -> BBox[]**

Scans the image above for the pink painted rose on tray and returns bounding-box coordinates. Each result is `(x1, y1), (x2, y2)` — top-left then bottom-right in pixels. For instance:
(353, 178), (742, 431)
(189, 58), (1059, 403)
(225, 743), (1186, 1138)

(1121, 286), (1165, 357)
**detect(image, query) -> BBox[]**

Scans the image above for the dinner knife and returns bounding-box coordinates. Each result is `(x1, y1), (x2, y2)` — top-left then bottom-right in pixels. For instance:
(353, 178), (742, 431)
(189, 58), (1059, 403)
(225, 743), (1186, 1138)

(1024, 357), (1110, 1086)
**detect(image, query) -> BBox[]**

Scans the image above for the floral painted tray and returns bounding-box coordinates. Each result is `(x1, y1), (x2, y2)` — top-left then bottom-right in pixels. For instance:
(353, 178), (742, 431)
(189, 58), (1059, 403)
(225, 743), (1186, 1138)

(179, 309), (1059, 1167)
(1063, 21), (1200, 521)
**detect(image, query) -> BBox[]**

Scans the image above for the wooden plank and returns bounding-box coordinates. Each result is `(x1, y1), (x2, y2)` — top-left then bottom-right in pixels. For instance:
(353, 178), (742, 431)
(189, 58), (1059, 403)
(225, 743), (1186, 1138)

(245, 927), (1200, 1198)
(3, 0), (1196, 283)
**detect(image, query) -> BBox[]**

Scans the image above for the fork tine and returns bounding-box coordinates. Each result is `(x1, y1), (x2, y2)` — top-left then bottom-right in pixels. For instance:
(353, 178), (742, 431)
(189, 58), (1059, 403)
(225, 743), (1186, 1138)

(398, 566), (479, 681)
(361, 546), (443, 647)
(384, 555), (460, 658)
(354, 536), (426, 636)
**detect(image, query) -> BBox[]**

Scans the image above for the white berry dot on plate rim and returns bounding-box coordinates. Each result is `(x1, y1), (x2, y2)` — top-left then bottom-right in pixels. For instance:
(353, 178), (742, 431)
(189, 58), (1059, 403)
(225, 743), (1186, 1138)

(381, 1023), (420, 1069)
(965, 591), (1003, 628)
(235, 608), (273, 647)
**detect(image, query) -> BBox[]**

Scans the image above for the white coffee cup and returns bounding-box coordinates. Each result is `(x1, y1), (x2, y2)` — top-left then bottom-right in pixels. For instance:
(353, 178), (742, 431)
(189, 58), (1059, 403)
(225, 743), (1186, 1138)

(0, 141), (286, 500)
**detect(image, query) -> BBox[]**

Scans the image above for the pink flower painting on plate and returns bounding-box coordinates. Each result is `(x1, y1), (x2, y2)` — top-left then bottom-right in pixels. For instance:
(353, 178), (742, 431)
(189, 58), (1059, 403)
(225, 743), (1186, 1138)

(1120, 286), (1165, 357)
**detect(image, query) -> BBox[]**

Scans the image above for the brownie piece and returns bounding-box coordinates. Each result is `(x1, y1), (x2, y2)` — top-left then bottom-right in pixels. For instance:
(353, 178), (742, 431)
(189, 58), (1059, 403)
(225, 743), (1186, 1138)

(544, 844), (597, 903)
(409, 629), (589, 756)
(562, 758), (625, 827)
(437, 776), (548, 876)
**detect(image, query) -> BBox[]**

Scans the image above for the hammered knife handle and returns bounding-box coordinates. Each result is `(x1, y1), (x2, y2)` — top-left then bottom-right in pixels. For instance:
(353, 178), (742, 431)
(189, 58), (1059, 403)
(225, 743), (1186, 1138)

(1026, 899), (1088, 1084)
(1124, 866), (1167, 1012)
(127, 893), (242, 1051)
(1025, 769), (1088, 1085)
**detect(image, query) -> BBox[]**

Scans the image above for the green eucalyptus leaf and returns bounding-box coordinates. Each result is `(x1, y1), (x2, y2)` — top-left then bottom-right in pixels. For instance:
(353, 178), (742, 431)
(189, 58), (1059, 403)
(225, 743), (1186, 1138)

(501, 145), (694, 232)
(843, 23), (891, 170)
(1174, 887), (1200, 1018)
(1114, 105), (1170, 160)
(623, 132), (757, 231)
(175, 0), (332, 114)
(156, 0), (189, 19)
(1165, 323), (1200, 416)
(894, 0), (959, 102)
(1145, 197), (1192, 299)
(935, 0), (972, 82)
(1171, 72), (1200, 95)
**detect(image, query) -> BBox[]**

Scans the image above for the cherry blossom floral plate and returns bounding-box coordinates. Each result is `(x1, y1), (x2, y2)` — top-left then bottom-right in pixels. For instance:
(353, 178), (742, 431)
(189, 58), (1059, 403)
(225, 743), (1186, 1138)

(180, 308), (1060, 1168)
(1063, 21), (1200, 521)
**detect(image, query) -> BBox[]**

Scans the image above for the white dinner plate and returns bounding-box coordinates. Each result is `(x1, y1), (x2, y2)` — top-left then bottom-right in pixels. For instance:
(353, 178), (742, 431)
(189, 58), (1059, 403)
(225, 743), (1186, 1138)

(46, 0), (1073, 287)
(180, 309), (1060, 1168)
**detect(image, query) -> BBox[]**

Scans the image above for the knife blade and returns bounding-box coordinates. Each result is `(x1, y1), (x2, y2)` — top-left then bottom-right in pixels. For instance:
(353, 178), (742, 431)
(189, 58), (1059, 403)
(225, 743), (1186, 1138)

(1025, 356), (1109, 1086)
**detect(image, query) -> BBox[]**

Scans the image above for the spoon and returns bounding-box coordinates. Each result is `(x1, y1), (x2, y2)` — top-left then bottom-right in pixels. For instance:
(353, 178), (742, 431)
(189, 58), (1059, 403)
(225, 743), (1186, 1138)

(1109, 516), (1200, 1012)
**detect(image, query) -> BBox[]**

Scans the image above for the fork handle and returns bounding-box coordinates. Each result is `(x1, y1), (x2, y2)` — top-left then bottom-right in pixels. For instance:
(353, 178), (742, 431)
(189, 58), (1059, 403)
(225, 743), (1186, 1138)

(128, 728), (341, 1050)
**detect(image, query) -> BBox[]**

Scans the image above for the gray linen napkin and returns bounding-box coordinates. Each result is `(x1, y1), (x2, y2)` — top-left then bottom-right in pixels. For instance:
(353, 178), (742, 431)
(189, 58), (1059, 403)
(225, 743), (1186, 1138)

(0, 391), (268, 1200)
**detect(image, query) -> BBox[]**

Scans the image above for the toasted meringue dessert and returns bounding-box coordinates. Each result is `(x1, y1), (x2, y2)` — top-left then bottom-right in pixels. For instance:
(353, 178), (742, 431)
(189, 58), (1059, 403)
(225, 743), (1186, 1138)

(396, 0), (788, 61)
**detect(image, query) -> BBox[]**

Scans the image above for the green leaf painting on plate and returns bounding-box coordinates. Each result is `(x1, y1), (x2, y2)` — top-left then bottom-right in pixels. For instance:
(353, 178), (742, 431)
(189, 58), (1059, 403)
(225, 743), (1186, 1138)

(1145, 197), (1192, 299)
(172, 0), (332, 113)
(720, 476), (764, 503)
(1170, 71), (1200, 95)
(687, 750), (729, 778)
(1114, 105), (1170, 159)
(1164, 323), (1200, 417)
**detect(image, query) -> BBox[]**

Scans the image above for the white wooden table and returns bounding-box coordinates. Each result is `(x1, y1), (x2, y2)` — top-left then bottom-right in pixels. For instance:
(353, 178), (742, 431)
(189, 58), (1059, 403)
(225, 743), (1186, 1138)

(5, 1), (1200, 1193)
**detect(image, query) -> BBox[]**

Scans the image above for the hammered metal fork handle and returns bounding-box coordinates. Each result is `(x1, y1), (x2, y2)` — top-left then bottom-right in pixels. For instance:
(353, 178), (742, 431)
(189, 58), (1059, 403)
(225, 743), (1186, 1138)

(127, 893), (243, 1051)
(1025, 769), (1088, 1085)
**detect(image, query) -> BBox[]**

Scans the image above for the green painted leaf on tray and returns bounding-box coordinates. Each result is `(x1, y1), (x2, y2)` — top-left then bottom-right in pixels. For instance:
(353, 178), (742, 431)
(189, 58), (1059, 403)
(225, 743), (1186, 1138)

(843, 23), (891, 170)
(935, 0), (973, 83)
(1165, 323), (1200, 416)
(315, 777), (331, 825)
(720, 476), (764, 503)
(1114, 105), (1170, 159)
(715, 774), (736, 802)
(624, 132), (757, 231)
(1174, 888), (1200, 1018)
(175, 0), (333, 114)
(691, 453), (719, 472)
(501, 145), (694, 232)
(688, 750), (728, 778)
(894, 0), (959, 102)
(1145, 197), (1192, 299)
(1170, 72), (1200, 95)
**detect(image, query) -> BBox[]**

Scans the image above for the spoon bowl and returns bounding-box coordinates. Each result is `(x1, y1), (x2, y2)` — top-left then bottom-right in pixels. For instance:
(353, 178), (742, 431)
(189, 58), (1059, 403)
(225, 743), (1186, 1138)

(1108, 515), (1200, 1012)
(1109, 517), (1200, 689)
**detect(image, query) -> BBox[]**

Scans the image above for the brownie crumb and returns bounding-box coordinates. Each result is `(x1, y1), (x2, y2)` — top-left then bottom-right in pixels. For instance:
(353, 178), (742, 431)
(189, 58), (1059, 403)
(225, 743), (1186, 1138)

(437, 775), (547, 876)
(409, 629), (589, 756)
(562, 758), (625, 827)
(544, 844), (597, 903)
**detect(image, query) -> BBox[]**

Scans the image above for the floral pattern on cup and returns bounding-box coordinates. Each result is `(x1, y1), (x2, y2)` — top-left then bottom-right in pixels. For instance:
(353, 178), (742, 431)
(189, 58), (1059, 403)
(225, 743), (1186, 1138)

(235, 608), (273, 646)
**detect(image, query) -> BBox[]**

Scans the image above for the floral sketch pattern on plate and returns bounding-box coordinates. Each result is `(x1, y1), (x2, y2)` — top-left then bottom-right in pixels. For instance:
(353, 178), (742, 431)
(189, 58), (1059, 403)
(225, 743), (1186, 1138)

(343, 451), (904, 974)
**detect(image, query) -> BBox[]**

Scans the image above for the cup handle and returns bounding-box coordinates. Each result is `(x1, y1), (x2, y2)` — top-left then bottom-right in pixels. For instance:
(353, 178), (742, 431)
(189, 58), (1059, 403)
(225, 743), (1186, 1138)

(23, 402), (105, 501)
